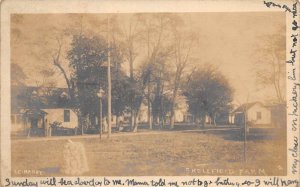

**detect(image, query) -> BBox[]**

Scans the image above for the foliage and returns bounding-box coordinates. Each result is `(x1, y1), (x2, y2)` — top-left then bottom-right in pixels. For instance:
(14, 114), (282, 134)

(67, 34), (130, 126)
(185, 65), (233, 124)
(111, 73), (132, 116)
(50, 121), (62, 129)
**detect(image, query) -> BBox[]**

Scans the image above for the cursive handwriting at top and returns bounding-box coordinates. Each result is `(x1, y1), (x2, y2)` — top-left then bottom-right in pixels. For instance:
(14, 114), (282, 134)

(264, 1), (293, 13)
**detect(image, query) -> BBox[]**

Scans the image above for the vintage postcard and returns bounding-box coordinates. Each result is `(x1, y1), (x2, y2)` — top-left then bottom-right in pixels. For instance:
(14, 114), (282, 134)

(1, 0), (299, 186)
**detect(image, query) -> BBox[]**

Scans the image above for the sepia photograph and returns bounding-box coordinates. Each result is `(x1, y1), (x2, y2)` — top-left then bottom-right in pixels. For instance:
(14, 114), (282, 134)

(9, 11), (287, 177)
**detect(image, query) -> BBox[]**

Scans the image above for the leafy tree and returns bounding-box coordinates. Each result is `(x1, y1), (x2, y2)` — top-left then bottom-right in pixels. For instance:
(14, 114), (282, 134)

(143, 50), (172, 127)
(66, 34), (108, 130)
(111, 66), (132, 128)
(185, 65), (233, 126)
(52, 33), (127, 132)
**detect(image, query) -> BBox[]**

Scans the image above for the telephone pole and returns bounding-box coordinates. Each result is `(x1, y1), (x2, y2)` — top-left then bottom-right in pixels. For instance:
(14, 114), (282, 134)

(107, 16), (112, 138)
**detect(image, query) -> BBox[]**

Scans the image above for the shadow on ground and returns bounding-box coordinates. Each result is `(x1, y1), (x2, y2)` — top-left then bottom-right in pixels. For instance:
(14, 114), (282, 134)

(182, 129), (281, 141)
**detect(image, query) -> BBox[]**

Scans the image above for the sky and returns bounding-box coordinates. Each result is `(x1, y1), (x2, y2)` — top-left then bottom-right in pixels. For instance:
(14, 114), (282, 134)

(11, 12), (286, 104)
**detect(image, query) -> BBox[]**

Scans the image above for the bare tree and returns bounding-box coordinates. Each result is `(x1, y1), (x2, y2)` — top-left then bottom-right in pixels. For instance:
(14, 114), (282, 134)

(49, 38), (86, 134)
(51, 38), (75, 100)
(129, 14), (172, 132)
(169, 15), (198, 129)
(119, 15), (141, 130)
(255, 27), (285, 104)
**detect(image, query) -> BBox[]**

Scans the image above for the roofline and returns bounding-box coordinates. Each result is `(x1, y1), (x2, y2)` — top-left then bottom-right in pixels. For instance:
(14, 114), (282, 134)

(232, 101), (267, 113)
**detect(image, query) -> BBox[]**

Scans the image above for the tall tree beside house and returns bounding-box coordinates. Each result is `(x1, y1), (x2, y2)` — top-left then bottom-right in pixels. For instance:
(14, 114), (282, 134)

(128, 14), (173, 132)
(185, 65), (233, 126)
(118, 14), (141, 130)
(142, 50), (173, 127)
(254, 26), (285, 104)
(93, 15), (144, 132)
(108, 17), (134, 129)
(130, 14), (197, 130)
(169, 15), (198, 129)
(125, 67), (145, 130)
(51, 33), (127, 133)
(67, 34), (108, 132)
(111, 66), (133, 129)
(152, 91), (173, 127)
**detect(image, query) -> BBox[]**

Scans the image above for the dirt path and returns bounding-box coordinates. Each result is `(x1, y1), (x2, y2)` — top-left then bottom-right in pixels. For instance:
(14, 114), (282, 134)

(12, 127), (241, 142)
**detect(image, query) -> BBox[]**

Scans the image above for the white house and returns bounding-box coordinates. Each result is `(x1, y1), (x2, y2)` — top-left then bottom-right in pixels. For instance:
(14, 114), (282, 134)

(136, 94), (189, 124)
(11, 86), (79, 136)
(11, 107), (79, 137)
(43, 108), (78, 129)
(232, 102), (272, 127)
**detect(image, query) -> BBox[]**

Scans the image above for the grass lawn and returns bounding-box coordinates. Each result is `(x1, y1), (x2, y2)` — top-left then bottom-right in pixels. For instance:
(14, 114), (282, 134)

(11, 130), (286, 176)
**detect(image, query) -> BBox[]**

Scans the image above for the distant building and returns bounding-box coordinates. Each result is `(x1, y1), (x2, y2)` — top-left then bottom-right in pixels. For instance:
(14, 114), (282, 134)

(232, 102), (271, 126)
(136, 94), (189, 124)
(231, 101), (286, 128)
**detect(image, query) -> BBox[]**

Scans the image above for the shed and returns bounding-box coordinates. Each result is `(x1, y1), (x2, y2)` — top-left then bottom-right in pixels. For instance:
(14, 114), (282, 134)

(232, 102), (272, 127)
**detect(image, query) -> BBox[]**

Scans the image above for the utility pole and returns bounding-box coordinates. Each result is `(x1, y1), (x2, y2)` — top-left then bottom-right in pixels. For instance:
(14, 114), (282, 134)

(97, 89), (104, 139)
(107, 16), (112, 138)
(99, 97), (102, 139)
(243, 94), (249, 163)
(243, 109), (247, 163)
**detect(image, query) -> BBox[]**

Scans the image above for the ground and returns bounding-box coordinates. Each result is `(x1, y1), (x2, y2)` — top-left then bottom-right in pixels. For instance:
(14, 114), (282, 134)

(11, 128), (286, 177)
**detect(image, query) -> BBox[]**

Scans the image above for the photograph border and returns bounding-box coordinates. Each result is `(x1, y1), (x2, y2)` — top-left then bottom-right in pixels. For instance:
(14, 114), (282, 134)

(1, 0), (299, 186)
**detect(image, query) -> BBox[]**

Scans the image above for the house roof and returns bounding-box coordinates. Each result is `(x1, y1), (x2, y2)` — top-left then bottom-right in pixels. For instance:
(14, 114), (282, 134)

(23, 108), (48, 115)
(11, 86), (76, 113)
(232, 102), (264, 113)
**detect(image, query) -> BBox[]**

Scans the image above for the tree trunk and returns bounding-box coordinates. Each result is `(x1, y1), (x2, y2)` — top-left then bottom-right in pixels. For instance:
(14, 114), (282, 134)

(79, 116), (84, 135)
(132, 111), (139, 132)
(199, 115), (205, 128)
(154, 115), (158, 127)
(170, 109), (175, 129)
(81, 120), (84, 135)
(170, 86), (177, 129)
(147, 85), (152, 129)
(130, 110), (134, 131)
(75, 111), (84, 135)
(213, 113), (217, 126)
(162, 116), (165, 128)
(157, 117), (160, 129)
(170, 71), (180, 129)
(116, 114), (119, 131)
(196, 116), (201, 128)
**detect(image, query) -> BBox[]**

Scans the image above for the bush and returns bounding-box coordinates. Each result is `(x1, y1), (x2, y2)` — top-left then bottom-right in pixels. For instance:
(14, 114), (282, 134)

(50, 121), (62, 129)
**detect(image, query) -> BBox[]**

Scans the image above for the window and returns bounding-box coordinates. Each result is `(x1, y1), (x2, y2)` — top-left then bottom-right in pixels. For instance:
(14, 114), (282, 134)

(64, 110), (70, 122)
(256, 112), (262, 120)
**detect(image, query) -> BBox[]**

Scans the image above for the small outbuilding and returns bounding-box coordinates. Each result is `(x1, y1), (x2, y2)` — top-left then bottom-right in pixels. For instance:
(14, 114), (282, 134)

(232, 102), (272, 127)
